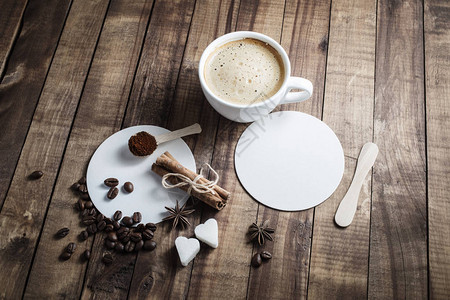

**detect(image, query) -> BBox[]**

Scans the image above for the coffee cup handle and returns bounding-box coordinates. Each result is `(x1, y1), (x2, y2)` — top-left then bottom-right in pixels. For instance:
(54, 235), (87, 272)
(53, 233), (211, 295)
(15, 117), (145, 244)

(281, 77), (313, 104)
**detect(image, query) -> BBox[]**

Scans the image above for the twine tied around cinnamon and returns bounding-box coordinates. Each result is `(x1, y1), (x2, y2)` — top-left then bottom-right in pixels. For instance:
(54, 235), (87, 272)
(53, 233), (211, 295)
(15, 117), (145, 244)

(152, 151), (229, 210)
(161, 163), (219, 196)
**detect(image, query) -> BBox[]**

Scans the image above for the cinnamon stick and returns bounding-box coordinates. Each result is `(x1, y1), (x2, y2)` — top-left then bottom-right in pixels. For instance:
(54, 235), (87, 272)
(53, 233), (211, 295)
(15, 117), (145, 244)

(162, 152), (230, 202)
(151, 151), (229, 210)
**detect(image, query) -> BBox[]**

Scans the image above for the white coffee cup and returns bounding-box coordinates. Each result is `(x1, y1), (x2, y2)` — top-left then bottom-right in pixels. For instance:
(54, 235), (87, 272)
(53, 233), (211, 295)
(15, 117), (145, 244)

(198, 31), (313, 123)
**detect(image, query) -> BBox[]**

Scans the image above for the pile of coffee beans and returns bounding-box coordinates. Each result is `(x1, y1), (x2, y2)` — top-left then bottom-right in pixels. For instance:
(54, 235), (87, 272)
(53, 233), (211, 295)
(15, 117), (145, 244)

(101, 209), (157, 257)
(104, 177), (134, 199)
(57, 176), (157, 264)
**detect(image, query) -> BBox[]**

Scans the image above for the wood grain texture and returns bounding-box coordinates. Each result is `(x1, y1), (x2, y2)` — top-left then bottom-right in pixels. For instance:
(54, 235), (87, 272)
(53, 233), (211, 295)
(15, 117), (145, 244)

(0, 0), (445, 298)
(0, 0), (70, 209)
(247, 0), (331, 298)
(0, 0), (109, 298)
(425, 0), (450, 299)
(128, 0), (240, 298)
(308, 0), (376, 298)
(369, 0), (427, 298)
(0, 0), (27, 75)
(23, 0), (152, 298)
(187, 1), (285, 299)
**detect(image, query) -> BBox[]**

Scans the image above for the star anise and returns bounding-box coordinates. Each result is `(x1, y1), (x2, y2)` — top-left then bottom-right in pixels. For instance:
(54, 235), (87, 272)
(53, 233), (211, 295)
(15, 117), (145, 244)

(248, 220), (275, 246)
(163, 200), (195, 230)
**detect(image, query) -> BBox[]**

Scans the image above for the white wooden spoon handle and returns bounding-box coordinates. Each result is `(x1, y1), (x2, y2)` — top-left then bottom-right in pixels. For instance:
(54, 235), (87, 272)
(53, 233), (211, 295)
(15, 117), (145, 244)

(155, 123), (202, 145)
(335, 142), (379, 227)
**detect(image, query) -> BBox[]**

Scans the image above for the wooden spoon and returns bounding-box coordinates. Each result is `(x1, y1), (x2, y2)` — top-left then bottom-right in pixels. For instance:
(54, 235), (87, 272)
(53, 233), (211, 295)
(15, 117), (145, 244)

(128, 123), (202, 156)
(334, 142), (378, 227)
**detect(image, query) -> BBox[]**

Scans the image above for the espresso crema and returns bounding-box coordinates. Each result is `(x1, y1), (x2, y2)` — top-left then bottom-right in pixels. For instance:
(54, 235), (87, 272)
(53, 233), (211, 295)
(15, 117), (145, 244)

(204, 38), (285, 105)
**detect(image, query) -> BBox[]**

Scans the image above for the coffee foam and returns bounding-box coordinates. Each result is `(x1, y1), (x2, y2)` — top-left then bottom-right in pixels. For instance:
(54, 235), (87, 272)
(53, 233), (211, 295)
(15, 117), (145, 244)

(204, 38), (285, 105)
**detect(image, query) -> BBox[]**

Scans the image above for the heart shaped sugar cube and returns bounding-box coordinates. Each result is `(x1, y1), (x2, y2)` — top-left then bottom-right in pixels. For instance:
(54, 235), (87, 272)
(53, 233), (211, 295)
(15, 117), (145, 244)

(194, 218), (219, 248)
(175, 237), (200, 267)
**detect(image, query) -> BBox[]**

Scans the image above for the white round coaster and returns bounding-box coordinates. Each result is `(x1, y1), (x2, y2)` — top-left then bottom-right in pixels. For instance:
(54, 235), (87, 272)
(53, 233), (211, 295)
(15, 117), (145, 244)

(235, 111), (344, 211)
(86, 125), (196, 224)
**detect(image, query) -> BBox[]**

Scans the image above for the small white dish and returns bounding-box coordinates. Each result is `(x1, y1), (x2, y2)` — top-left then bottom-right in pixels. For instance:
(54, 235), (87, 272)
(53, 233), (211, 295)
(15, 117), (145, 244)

(86, 125), (196, 224)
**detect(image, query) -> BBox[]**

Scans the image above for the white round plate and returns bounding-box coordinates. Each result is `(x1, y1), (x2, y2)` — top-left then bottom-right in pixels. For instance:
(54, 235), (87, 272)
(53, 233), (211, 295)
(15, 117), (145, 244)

(86, 125), (196, 224)
(235, 111), (344, 211)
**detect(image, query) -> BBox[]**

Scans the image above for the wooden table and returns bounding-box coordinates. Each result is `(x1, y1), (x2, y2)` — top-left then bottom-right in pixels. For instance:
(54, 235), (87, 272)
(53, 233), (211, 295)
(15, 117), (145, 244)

(0, 0), (448, 299)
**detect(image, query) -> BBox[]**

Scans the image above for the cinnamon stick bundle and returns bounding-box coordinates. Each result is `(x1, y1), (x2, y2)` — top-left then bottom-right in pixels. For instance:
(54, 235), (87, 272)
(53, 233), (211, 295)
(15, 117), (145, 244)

(151, 151), (230, 210)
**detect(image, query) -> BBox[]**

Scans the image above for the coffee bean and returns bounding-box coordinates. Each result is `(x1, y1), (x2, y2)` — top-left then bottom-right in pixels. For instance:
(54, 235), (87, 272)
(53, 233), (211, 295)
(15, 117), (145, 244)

(85, 201), (93, 209)
(97, 220), (106, 231)
(143, 240), (157, 251)
(260, 251), (272, 260)
(71, 182), (81, 190)
(135, 224), (145, 232)
(82, 216), (96, 226)
(78, 184), (88, 193)
(81, 208), (89, 217)
(124, 182), (134, 193)
(88, 208), (96, 216)
(251, 253), (262, 268)
(132, 212), (142, 224)
(78, 177), (86, 185)
(66, 242), (77, 254)
(87, 223), (97, 234)
(117, 231), (128, 241)
(130, 232), (142, 243)
(107, 187), (119, 199)
(121, 216), (133, 227)
(56, 227), (70, 238)
(104, 178), (119, 187)
(83, 249), (91, 260)
(105, 224), (114, 232)
(112, 221), (120, 230)
(105, 239), (116, 249)
(117, 226), (129, 234)
(79, 231), (89, 241)
(107, 232), (118, 242)
(135, 240), (144, 251)
(125, 241), (135, 253)
(145, 223), (157, 232)
(113, 210), (122, 221)
(80, 193), (90, 200)
(121, 235), (130, 243)
(142, 229), (154, 240)
(29, 170), (43, 180)
(115, 242), (125, 253)
(104, 217), (112, 224)
(102, 252), (113, 265)
(60, 251), (72, 260)
(96, 213), (105, 223)
(75, 199), (85, 211)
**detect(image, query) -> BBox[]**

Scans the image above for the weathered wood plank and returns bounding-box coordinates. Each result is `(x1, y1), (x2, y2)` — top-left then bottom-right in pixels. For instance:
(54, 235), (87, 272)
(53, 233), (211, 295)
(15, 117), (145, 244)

(187, 1), (285, 299)
(369, 0), (427, 298)
(82, 0), (195, 298)
(308, 0), (376, 298)
(247, 0), (331, 298)
(425, 1), (450, 298)
(0, 0), (70, 209)
(128, 0), (240, 298)
(0, 0), (27, 75)
(0, 1), (104, 299)
(23, 0), (152, 298)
